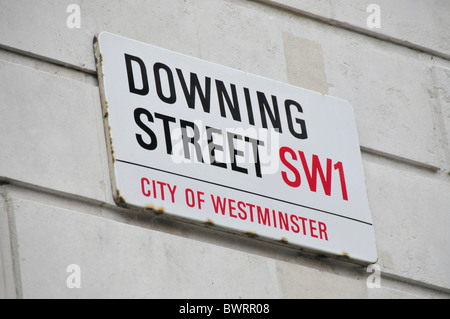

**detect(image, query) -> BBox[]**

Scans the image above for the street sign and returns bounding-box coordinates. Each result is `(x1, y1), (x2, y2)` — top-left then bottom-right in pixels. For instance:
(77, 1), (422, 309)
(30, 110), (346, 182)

(95, 32), (377, 264)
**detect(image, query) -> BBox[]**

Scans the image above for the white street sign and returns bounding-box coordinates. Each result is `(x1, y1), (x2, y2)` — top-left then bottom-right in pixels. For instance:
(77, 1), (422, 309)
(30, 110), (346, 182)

(95, 32), (377, 264)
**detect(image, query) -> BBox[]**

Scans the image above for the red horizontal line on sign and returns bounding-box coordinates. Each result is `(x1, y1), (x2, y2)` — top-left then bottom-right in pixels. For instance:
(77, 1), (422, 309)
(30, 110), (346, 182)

(116, 159), (372, 226)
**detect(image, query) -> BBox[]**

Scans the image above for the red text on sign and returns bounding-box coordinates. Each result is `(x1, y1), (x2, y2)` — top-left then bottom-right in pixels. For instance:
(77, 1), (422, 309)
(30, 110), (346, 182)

(210, 194), (328, 241)
(279, 146), (348, 201)
(141, 177), (177, 203)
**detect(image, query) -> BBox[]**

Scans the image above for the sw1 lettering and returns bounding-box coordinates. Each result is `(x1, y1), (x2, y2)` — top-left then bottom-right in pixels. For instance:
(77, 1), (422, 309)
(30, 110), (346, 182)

(279, 146), (349, 201)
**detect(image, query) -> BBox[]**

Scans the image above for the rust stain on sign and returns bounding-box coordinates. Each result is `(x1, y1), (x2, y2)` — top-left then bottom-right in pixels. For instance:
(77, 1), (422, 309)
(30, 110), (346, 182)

(205, 219), (215, 226)
(114, 189), (126, 206)
(245, 231), (258, 239)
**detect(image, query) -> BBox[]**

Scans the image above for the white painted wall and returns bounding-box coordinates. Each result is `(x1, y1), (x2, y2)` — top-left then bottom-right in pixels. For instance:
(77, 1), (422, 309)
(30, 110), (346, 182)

(0, 0), (449, 298)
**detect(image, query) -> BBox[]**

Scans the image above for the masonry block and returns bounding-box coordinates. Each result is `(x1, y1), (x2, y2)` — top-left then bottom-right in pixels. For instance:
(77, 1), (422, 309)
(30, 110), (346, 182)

(8, 193), (282, 298)
(0, 59), (110, 203)
(363, 155), (450, 290)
